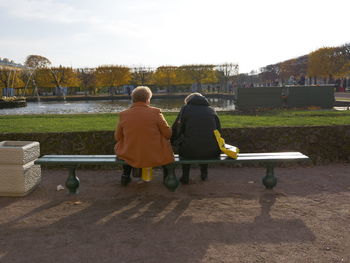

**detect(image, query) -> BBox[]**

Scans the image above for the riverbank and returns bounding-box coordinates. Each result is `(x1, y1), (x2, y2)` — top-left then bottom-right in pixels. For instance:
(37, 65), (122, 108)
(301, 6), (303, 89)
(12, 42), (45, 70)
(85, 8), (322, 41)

(23, 91), (349, 102)
(25, 93), (235, 102)
(0, 99), (26, 109)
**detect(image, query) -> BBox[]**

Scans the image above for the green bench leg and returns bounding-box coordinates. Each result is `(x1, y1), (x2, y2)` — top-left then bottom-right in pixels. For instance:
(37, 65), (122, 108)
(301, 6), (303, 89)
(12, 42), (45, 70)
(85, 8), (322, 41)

(262, 164), (277, 189)
(66, 166), (80, 194)
(163, 163), (179, 192)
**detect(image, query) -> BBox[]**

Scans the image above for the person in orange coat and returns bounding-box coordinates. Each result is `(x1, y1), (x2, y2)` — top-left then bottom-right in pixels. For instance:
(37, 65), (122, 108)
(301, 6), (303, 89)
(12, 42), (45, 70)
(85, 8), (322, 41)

(114, 86), (174, 186)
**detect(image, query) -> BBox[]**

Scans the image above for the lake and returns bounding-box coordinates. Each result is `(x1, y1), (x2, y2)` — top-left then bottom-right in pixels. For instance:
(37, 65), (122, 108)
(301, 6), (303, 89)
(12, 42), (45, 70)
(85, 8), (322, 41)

(0, 98), (235, 115)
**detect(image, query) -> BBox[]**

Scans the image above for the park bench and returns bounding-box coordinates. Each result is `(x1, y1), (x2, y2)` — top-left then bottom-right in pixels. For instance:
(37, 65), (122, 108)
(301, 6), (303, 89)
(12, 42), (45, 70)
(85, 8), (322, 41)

(34, 152), (310, 193)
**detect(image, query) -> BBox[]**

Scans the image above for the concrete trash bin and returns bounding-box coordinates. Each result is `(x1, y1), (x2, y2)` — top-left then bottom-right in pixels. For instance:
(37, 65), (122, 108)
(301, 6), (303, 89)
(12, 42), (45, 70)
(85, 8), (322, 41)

(0, 141), (41, 196)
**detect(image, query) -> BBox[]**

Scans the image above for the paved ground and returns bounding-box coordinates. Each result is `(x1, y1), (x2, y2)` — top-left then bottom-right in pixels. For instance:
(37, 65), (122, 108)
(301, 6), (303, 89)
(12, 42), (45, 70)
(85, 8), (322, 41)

(1, 164), (350, 263)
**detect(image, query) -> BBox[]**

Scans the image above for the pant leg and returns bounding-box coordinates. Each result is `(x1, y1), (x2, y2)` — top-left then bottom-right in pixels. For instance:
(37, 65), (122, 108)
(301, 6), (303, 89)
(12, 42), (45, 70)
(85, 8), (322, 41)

(200, 164), (208, 175)
(200, 164), (208, 180)
(182, 164), (191, 178)
(180, 164), (191, 184)
(121, 164), (132, 186)
(122, 164), (132, 176)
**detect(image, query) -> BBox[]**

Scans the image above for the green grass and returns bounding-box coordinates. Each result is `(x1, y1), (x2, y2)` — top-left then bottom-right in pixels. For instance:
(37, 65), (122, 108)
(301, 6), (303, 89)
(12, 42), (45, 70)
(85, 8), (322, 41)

(1, 110), (350, 133)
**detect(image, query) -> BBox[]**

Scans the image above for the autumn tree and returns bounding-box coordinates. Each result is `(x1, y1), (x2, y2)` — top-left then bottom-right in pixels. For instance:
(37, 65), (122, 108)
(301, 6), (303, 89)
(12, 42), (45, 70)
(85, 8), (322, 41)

(307, 44), (350, 85)
(0, 69), (13, 93)
(131, 67), (154, 86)
(0, 68), (24, 96)
(23, 55), (52, 96)
(45, 66), (80, 95)
(215, 63), (239, 92)
(77, 68), (97, 95)
(279, 59), (299, 82)
(95, 65), (131, 95)
(178, 64), (217, 92)
(331, 43), (350, 77)
(153, 66), (178, 92)
(24, 55), (51, 68)
(339, 61), (350, 77)
(33, 68), (55, 89)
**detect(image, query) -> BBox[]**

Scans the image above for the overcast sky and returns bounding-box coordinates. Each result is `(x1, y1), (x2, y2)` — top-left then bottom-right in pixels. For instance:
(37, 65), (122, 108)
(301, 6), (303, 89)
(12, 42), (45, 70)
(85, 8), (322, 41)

(0, 0), (349, 73)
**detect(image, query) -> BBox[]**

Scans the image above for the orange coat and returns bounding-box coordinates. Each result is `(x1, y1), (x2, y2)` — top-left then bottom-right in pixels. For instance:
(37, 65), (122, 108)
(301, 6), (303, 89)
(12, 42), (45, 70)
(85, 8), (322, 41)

(114, 102), (174, 168)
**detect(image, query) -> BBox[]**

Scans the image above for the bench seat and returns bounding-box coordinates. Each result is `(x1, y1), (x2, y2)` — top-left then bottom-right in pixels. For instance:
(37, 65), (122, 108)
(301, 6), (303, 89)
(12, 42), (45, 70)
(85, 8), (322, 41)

(34, 152), (310, 193)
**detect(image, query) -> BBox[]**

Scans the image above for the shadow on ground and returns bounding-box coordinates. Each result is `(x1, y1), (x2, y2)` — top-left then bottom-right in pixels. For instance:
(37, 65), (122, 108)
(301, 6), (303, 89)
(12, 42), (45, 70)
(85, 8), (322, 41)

(0, 164), (349, 262)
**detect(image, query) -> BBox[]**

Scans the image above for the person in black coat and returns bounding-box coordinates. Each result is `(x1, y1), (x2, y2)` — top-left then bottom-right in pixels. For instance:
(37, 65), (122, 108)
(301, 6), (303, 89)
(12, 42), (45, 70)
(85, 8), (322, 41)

(171, 93), (221, 184)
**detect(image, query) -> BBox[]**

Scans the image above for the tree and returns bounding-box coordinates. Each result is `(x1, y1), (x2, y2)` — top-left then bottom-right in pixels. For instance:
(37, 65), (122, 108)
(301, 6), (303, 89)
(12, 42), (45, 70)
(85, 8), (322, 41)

(23, 55), (52, 96)
(49, 66), (80, 95)
(258, 64), (280, 86)
(131, 67), (154, 86)
(77, 68), (97, 95)
(24, 55), (51, 68)
(308, 47), (336, 81)
(0, 69), (24, 96)
(307, 46), (350, 81)
(215, 63), (239, 92)
(279, 59), (299, 82)
(331, 43), (350, 77)
(178, 64), (217, 92)
(95, 65), (131, 94)
(339, 61), (350, 77)
(153, 66), (178, 92)
(34, 68), (55, 89)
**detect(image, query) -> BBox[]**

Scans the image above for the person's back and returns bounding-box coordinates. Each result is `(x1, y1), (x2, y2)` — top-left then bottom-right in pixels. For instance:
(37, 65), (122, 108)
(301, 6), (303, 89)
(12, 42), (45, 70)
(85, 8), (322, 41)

(115, 86), (174, 186)
(117, 103), (173, 168)
(179, 95), (220, 159)
(171, 93), (221, 184)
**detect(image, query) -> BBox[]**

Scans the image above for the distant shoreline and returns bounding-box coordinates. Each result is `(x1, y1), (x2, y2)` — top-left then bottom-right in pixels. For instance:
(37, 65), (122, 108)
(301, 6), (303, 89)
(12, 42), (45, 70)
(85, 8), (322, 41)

(25, 93), (235, 102)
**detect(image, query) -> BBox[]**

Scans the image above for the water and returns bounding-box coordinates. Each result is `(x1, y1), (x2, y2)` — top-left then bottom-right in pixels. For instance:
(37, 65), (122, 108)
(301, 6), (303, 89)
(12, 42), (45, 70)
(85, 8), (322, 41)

(0, 98), (235, 115)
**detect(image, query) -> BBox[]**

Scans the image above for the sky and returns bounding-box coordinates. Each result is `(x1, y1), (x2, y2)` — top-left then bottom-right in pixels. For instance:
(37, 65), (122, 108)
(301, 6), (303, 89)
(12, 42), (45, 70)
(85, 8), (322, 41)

(0, 0), (349, 73)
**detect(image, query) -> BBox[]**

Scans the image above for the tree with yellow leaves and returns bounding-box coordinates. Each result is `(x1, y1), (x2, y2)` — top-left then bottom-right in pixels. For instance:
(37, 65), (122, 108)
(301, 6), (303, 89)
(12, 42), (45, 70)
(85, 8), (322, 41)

(308, 44), (350, 81)
(153, 66), (178, 92)
(95, 65), (131, 95)
(26, 66), (80, 96)
(49, 66), (80, 95)
(24, 55), (51, 69)
(308, 47), (336, 80)
(178, 64), (217, 91)
(77, 68), (97, 95)
(131, 67), (154, 86)
(22, 55), (52, 96)
(0, 68), (24, 97)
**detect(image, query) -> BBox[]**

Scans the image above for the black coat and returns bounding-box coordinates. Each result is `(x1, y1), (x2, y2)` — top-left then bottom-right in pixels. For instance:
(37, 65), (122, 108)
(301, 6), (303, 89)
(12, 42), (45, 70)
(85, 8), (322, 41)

(171, 95), (221, 159)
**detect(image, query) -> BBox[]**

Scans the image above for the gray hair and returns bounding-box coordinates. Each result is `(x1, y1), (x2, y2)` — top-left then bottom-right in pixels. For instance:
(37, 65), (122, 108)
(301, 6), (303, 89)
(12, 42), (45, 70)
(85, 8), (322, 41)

(131, 86), (152, 102)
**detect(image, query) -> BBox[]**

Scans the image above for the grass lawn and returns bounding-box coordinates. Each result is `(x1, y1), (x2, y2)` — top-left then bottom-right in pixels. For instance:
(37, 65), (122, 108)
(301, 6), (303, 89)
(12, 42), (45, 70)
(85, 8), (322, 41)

(1, 110), (350, 133)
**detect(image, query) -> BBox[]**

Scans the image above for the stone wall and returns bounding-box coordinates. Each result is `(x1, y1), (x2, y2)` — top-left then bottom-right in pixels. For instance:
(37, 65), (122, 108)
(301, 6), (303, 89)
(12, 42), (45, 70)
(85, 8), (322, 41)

(1, 126), (350, 164)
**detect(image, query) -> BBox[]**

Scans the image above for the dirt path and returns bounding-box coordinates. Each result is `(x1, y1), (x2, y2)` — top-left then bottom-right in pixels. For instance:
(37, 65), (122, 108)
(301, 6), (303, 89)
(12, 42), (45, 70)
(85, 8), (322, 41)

(1, 164), (350, 263)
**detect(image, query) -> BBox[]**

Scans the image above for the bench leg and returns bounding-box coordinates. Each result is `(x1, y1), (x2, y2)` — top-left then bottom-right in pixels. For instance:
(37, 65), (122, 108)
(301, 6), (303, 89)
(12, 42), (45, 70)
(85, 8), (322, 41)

(66, 166), (80, 194)
(262, 164), (277, 189)
(163, 163), (179, 192)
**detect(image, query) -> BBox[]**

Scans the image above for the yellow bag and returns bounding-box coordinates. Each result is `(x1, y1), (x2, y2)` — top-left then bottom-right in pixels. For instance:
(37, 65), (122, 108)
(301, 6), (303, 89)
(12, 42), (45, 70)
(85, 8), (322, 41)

(213, 129), (240, 159)
(141, 167), (153, 182)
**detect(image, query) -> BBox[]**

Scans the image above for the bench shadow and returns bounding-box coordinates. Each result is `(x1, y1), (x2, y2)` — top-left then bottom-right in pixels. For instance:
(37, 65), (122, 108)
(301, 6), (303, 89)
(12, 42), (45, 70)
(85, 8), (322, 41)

(0, 192), (315, 263)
